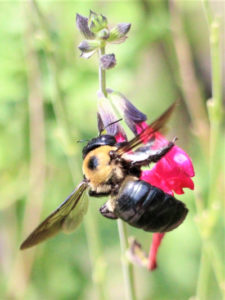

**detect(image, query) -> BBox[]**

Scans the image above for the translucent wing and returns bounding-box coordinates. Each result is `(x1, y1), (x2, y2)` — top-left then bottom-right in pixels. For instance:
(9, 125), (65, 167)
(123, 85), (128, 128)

(20, 181), (88, 250)
(116, 102), (176, 156)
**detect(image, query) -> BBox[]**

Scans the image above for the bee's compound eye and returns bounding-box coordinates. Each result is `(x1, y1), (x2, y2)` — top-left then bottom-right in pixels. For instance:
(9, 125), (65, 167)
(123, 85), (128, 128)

(88, 156), (99, 170)
(109, 150), (116, 159)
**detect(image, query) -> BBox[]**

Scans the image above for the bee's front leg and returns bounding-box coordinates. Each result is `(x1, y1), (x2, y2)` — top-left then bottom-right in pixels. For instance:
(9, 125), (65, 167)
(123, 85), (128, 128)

(89, 190), (111, 197)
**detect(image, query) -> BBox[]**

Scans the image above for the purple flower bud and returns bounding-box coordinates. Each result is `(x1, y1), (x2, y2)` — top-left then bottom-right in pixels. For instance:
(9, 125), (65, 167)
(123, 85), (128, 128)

(78, 40), (99, 52)
(117, 23), (131, 35)
(108, 90), (147, 134)
(76, 13), (95, 39)
(108, 23), (131, 43)
(100, 54), (116, 70)
(78, 40), (99, 58)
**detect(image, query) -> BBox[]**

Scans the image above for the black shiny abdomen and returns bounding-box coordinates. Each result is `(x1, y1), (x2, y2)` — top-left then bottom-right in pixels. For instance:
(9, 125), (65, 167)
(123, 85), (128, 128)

(114, 180), (188, 232)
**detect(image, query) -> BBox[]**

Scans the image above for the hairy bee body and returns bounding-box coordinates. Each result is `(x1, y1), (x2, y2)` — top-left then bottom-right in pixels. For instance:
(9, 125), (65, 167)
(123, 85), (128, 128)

(82, 136), (188, 233)
(113, 179), (188, 232)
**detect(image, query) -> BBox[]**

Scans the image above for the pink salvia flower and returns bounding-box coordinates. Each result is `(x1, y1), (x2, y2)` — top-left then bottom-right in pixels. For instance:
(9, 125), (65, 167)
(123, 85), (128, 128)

(137, 121), (194, 271)
(97, 92), (195, 271)
(139, 122), (195, 195)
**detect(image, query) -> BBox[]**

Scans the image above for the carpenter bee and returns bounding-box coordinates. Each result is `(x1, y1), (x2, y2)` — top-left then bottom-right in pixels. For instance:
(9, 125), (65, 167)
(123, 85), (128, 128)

(20, 103), (188, 250)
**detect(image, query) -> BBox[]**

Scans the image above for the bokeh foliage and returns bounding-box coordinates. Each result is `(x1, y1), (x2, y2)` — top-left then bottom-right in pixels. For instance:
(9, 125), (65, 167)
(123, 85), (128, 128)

(0, 1), (224, 300)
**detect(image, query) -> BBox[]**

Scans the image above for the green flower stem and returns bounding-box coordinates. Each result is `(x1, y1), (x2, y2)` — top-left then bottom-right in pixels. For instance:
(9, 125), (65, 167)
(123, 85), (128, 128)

(98, 46), (136, 300)
(207, 19), (223, 207)
(98, 46), (107, 96)
(117, 220), (137, 300)
(201, 0), (223, 209)
(169, 0), (210, 154)
(196, 1), (224, 298)
(196, 245), (211, 300)
(84, 202), (107, 300)
(31, 2), (108, 300)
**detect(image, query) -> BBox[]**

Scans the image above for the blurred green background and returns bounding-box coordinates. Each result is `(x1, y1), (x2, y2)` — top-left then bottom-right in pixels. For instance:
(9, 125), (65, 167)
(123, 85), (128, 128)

(0, 1), (224, 300)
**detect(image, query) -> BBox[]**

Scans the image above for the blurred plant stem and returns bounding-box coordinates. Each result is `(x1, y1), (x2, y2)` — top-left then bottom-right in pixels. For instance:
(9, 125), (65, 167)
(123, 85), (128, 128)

(197, 1), (224, 299)
(169, 0), (224, 298)
(98, 45), (136, 300)
(31, 1), (107, 299)
(99, 46), (107, 97)
(7, 2), (46, 297)
(117, 220), (137, 300)
(169, 0), (210, 156)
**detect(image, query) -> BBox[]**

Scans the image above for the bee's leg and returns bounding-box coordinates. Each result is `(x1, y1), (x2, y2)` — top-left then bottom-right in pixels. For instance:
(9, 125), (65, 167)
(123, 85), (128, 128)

(147, 139), (176, 163)
(89, 190), (111, 197)
(131, 138), (176, 167)
(99, 203), (118, 220)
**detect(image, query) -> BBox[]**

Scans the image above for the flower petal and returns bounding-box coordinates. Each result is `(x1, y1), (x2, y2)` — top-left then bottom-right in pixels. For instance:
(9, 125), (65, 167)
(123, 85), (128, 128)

(148, 233), (165, 271)
(108, 91), (147, 134)
(97, 96), (127, 140)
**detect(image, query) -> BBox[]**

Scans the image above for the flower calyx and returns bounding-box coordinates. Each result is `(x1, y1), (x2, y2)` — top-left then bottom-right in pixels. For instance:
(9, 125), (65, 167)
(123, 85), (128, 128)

(107, 23), (131, 44)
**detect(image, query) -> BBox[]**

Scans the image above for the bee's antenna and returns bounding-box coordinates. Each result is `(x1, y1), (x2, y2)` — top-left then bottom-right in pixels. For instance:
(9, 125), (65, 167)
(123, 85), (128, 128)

(99, 118), (123, 136)
(77, 139), (89, 143)
(105, 118), (123, 129)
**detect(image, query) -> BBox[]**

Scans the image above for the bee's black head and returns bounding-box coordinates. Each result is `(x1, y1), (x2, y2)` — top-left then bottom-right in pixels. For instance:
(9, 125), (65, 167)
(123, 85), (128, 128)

(82, 135), (116, 159)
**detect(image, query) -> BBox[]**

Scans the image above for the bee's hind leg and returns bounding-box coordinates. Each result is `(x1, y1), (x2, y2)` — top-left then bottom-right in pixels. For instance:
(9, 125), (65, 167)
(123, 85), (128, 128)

(132, 137), (177, 167)
(99, 202), (118, 220)
(147, 138), (176, 163)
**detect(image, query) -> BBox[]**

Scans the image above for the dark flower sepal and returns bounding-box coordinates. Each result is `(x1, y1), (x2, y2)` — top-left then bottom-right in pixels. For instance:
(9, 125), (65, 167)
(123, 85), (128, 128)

(107, 23), (131, 44)
(78, 40), (100, 59)
(97, 93), (127, 139)
(76, 13), (95, 39)
(107, 89), (147, 134)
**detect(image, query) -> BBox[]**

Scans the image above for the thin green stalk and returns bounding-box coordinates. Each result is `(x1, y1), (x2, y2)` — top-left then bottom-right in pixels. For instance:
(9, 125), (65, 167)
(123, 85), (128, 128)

(169, 0), (210, 154)
(31, 2), (107, 300)
(99, 46), (107, 97)
(196, 245), (211, 300)
(118, 220), (137, 300)
(207, 19), (223, 207)
(84, 202), (107, 300)
(98, 46), (136, 300)
(196, 1), (224, 298)
(206, 241), (225, 292)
